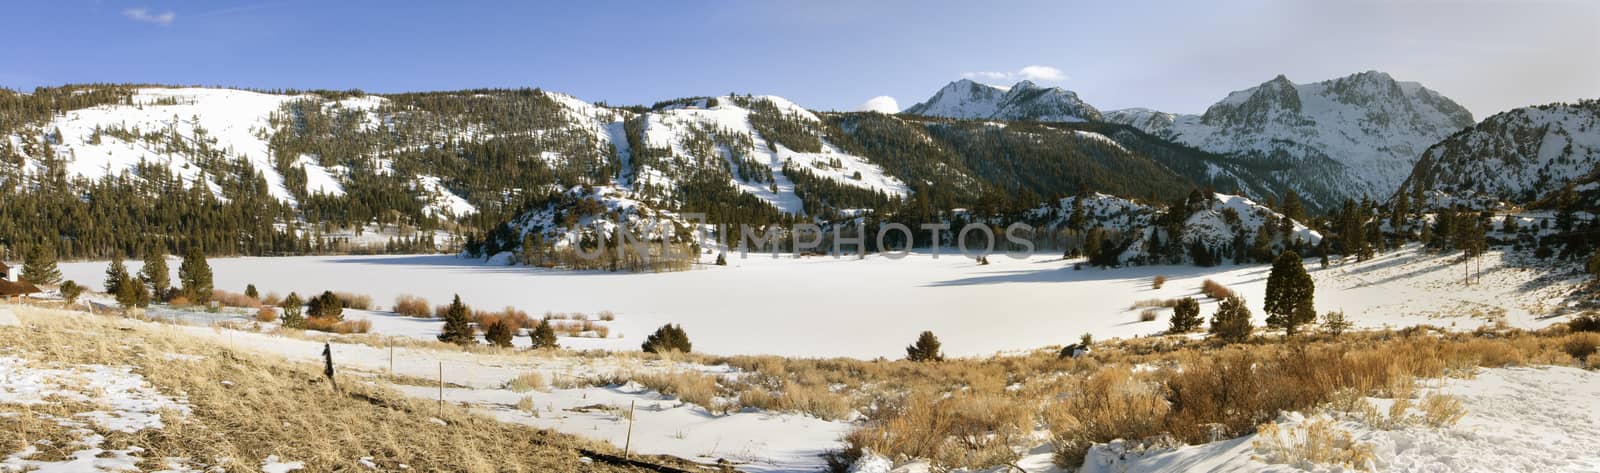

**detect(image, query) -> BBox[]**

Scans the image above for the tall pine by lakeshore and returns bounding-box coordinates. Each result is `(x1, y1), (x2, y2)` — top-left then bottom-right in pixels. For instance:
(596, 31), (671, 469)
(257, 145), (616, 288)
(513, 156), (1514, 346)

(140, 248), (170, 301)
(178, 248), (213, 304)
(438, 294), (476, 345)
(21, 242), (61, 286)
(1264, 251), (1316, 336)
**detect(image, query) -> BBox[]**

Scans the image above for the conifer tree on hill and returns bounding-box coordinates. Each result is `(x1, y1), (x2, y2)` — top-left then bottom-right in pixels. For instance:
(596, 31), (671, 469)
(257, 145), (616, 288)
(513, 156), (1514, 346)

(1264, 251), (1316, 336)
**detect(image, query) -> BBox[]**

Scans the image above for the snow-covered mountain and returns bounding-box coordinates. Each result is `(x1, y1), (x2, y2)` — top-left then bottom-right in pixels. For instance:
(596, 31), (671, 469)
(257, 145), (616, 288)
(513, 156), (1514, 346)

(1402, 100), (1600, 209)
(1105, 71), (1475, 209)
(905, 79), (1104, 122)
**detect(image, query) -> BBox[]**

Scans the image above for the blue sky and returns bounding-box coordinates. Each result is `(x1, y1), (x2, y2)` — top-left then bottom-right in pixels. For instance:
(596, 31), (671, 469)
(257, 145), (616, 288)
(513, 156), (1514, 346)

(2, 1), (1595, 116)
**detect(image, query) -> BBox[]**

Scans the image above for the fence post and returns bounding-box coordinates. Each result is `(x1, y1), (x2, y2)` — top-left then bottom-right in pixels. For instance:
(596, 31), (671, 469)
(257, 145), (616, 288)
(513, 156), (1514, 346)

(624, 400), (636, 459)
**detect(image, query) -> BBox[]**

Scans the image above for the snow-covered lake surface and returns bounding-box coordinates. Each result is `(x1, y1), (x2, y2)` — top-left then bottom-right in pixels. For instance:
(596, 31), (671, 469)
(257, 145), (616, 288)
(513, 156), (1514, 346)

(59, 245), (1583, 358)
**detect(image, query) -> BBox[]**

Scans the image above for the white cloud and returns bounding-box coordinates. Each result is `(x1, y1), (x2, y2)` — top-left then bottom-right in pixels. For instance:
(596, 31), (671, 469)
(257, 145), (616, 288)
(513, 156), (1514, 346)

(962, 65), (1070, 83)
(1018, 65), (1067, 81)
(857, 96), (900, 114)
(123, 7), (176, 26)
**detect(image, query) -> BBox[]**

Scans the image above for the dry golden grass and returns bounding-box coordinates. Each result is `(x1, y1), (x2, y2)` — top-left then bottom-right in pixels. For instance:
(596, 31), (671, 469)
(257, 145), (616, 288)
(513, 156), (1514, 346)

(0, 305), (652, 472)
(698, 325), (1580, 471)
(1152, 275), (1167, 289)
(507, 372), (547, 392)
(1044, 366), (1171, 465)
(253, 306), (278, 323)
(631, 370), (724, 411)
(1253, 416), (1377, 470)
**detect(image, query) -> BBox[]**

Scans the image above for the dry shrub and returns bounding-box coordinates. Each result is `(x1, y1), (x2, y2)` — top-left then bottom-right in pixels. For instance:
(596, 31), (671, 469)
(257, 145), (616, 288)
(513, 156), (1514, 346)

(304, 316), (371, 334)
(1252, 416), (1376, 470)
(213, 290), (263, 309)
(254, 307), (279, 323)
(335, 292), (373, 310)
(1045, 366), (1171, 467)
(1200, 279), (1234, 299)
(393, 295), (431, 318)
(496, 307), (533, 329)
(1140, 309), (1160, 322)
(1130, 298), (1180, 309)
(1418, 393), (1466, 427)
(1560, 332), (1600, 364)
(1152, 275), (1167, 289)
(598, 310), (616, 321)
(168, 295), (192, 307)
(261, 291), (282, 307)
(592, 325), (610, 339)
(507, 372), (546, 392)
(847, 391), (1033, 470)
(737, 379), (852, 421)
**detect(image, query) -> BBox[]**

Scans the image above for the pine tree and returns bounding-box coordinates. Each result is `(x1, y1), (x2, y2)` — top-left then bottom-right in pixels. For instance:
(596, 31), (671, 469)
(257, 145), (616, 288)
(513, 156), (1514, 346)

(280, 292), (305, 328)
(1067, 197), (1086, 231)
(21, 243), (61, 286)
(1279, 190), (1306, 224)
(1390, 183), (1411, 230)
(905, 330), (944, 362)
(1169, 297), (1202, 333)
(1209, 296), (1253, 343)
(1321, 311), (1352, 336)
(1338, 200), (1370, 260)
(116, 277), (148, 310)
(104, 255), (129, 297)
(179, 248), (213, 304)
(641, 323), (692, 353)
(59, 280), (82, 305)
(484, 320), (514, 348)
(308, 290), (343, 320)
(529, 319), (559, 349)
(437, 294), (476, 345)
(1264, 251), (1316, 336)
(140, 248), (170, 300)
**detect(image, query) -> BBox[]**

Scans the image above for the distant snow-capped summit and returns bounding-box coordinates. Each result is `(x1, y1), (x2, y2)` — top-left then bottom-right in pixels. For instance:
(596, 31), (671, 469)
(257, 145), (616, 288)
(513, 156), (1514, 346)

(905, 79), (1103, 122)
(1104, 70), (1474, 208)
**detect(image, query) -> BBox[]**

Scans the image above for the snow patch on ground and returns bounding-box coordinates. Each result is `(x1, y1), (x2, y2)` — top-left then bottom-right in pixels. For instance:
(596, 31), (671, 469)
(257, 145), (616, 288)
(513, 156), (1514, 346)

(0, 355), (192, 472)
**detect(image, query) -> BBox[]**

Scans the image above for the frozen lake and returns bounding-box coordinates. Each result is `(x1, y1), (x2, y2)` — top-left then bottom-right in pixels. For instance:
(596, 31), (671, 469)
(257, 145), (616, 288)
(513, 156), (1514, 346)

(58, 246), (1574, 358)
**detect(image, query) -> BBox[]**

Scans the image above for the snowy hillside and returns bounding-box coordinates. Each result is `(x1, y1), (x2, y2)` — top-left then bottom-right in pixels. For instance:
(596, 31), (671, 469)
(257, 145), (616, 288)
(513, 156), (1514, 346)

(37, 88), (311, 201)
(1105, 71), (1474, 209)
(1402, 100), (1600, 209)
(905, 79), (1104, 122)
(631, 95), (909, 214)
(1031, 192), (1321, 265)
